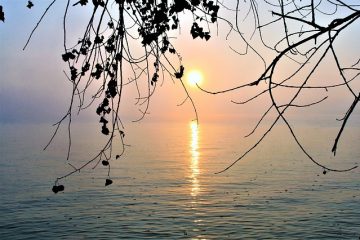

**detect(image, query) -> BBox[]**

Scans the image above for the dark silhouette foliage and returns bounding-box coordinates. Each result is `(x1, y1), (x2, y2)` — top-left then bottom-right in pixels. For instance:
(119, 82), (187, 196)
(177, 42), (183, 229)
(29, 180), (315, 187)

(0, 6), (4, 22)
(27, 1), (34, 9)
(52, 184), (65, 194)
(1, 0), (358, 192)
(2, 0), (219, 192)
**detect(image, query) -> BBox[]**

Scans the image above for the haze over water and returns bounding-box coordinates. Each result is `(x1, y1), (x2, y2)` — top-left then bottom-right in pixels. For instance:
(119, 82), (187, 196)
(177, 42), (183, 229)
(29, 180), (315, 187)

(0, 121), (359, 239)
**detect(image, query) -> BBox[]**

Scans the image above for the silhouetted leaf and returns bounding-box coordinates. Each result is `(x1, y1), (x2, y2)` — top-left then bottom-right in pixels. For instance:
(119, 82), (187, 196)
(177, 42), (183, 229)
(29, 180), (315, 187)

(80, 46), (87, 55)
(323, 169), (327, 175)
(190, 22), (204, 39)
(62, 52), (76, 62)
(0, 6), (4, 22)
(169, 0), (191, 15)
(169, 48), (176, 54)
(102, 160), (109, 166)
(73, 0), (88, 6)
(175, 65), (185, 79)
(191, 0), (201, 6)
(93, 0), (105, 7)
(115, 155), (120, 159)
(102, 126), (109, 135)
(107, 80), (117, 98)
(99, 116), (108, 124)
(52, 185), (65, 194)
(108, 21), (114, 29)
(152, 73), (159, 83)
(91, 64), (103, 79)
(27, 1), (34, 9)
(96, 106), (103, 115)
(81, 62), (90, 74)
(141, 32), (158, 46)
(94, 35), (104, 44)
(105, 178), (113, 186)
(58, 185), (65, 192)
(211, 16), (216, 23)
(204, 32), (211, 41)
(61, 54), (68, 62)
(161, 37), (169, 53)
(70, 67), (78, 81)
(102, 98), (109, 107)
(154, 8), (167, 25)
(52, 185), (58, 193)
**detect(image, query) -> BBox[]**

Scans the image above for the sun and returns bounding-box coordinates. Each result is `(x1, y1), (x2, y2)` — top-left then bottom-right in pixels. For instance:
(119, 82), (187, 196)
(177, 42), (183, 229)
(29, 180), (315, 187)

(187, 70), (203, 86)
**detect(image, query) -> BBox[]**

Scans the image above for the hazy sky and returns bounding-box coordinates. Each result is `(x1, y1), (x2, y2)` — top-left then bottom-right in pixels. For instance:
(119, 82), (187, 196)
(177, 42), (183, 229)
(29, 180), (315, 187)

(0, 1), (359, 125)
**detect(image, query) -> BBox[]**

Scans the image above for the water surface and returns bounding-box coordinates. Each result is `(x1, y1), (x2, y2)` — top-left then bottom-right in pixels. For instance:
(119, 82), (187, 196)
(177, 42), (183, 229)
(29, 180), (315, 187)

(0, 121), (359, 239)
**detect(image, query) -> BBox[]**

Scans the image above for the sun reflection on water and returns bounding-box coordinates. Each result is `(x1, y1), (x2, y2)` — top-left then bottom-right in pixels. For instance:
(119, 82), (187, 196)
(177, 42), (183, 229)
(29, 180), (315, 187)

(190, 121), (200, 197)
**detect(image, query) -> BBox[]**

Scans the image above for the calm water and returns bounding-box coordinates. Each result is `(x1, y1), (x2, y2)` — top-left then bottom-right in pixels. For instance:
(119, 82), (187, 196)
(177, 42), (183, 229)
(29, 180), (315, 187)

(0, 121), (359, 239)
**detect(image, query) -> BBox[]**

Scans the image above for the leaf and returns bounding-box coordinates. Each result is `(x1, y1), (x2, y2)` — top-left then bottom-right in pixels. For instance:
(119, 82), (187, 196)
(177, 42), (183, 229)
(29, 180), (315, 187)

(108, 21), (114, 29)
(169, 48), (176, 54)
(191, 0), (201, 6)
(27, 1), (34, 9)
(99, 117), (108, 124)
(61, 54), (69, 62)
(161, 36), (169, 53)
(62, 52), (76, 62)
(102, 126), (109, 135)
(190, 22), (204, 39)
(204, 32), (211, 41)
(211, 16), (217, 23)
(152, 73), (159, 83)
(116, 155), (120, 159)
(52, 185), (58, 194)
(81, 62), (90, 74)
(52, 185), (65, 194)
(102, 160), (109, 166)
(96, 106), (103, 115)
(175, 65), (185, 79)
(141, 32), (158, 46)
(94, 35), (104, 44)
(70, 67), (78, 81)
(105, 179), (113, 186)
(58, 185), (65, 192)
(91, 64), (103, 79)
(102, 98), (109, 107)
(107, 80), (117, 98)
(0, 6), (5, 22)
(73, 0), (88, 6)
(169, 0), (191, 15)
(80, 0), (88, 6)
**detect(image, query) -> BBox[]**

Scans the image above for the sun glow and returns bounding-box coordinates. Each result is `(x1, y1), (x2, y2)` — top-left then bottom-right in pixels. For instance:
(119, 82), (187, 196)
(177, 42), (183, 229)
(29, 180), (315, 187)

(187, 70), (203, 86)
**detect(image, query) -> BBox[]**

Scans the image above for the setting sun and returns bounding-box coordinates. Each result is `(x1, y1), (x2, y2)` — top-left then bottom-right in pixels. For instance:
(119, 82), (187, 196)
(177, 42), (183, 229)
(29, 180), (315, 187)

(187, 70), (203, 86)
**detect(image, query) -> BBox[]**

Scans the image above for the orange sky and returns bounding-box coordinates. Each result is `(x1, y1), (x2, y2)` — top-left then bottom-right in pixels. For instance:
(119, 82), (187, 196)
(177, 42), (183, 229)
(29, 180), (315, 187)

(0, 1), (359, 125)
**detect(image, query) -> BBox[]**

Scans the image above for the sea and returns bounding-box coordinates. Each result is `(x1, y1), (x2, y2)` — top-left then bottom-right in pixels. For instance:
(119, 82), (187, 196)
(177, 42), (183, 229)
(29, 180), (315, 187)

(0, 120), (359, 239)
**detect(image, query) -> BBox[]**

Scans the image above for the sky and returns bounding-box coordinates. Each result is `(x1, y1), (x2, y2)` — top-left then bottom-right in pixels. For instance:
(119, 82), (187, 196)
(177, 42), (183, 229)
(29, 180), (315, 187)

(0, 1), (359, 126)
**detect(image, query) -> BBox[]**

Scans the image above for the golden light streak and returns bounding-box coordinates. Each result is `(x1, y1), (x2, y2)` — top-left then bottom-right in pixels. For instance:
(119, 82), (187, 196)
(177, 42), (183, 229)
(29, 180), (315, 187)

(190, 121), (200, 197)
